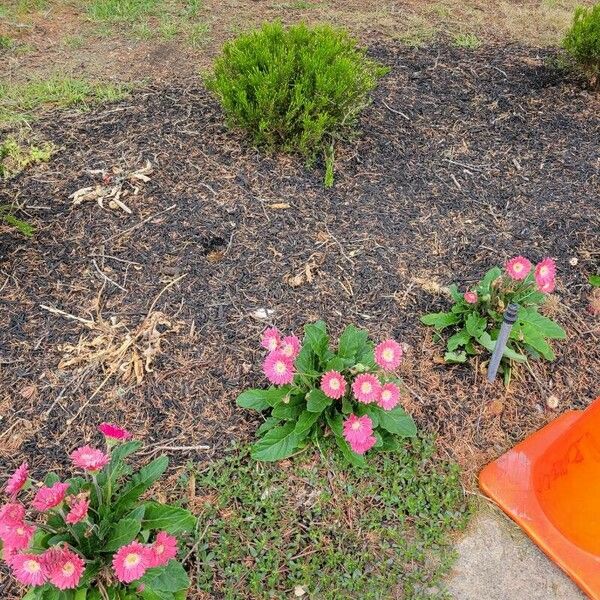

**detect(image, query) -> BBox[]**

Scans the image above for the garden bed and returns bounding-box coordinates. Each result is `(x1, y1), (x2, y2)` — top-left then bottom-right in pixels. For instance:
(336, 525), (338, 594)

(1, 40), (598, 493)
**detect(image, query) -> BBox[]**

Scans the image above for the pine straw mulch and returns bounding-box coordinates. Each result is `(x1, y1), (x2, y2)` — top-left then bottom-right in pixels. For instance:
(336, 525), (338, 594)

(1, 42), (599, 497)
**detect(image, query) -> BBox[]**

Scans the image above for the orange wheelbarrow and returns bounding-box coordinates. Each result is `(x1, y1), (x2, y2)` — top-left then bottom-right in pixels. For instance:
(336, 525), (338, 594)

(480, 397), (600, 600)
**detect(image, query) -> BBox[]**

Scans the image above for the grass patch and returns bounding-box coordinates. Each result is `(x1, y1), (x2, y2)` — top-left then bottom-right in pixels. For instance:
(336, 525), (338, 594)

(194, 437), (469, 599)
(0, 34), (15, 49)
(453, 32), (482, 49)
(187, 22), (210, 48)
(87, 0), (160, 23)
(63, 34), (86, 49)
(0, 75), (129, 126)
(0, 134), (53, 178)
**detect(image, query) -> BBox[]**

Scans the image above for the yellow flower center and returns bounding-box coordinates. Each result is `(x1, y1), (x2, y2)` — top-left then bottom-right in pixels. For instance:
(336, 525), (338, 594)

(25, 560), (40, 573)
(125, 553), (141, 568)
(539, 266), (549, 277)
(351, 421), (362, 431)
(382, 348), (394, 361)
(62, 562), (75, 576)
(274, 361), (286, 374)
(16, 527), (25, 535)
(329, 378), (340, 390)
(514, 263), (524, 272)
(156, 544), (165, 555)
(361, 382), (372, 393)
(382, 390), (391, 401)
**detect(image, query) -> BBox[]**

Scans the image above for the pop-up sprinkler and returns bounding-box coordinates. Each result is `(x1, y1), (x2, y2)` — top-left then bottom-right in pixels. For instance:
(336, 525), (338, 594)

(487, 303), (519, 383)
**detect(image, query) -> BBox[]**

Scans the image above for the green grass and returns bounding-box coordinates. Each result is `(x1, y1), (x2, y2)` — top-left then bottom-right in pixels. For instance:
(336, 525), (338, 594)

(63, 34), (86, 49)
(87, 0), (160, 23)
(0, 135), (53, 178)
(193, 438), (469, 599)
(0, 75), (129, 126)
(452, 32), (482, 49)
(16, 0), (48, 13)
(0, 34), (15, 49)
(188, 22), (210, 47)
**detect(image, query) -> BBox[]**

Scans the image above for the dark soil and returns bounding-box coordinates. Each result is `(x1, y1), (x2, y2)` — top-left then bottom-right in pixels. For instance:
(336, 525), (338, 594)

(1, 41), (599, 518)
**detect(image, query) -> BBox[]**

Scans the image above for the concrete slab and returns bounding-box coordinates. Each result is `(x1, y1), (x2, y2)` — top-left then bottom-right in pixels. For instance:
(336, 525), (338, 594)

(446, 503), (587, 600)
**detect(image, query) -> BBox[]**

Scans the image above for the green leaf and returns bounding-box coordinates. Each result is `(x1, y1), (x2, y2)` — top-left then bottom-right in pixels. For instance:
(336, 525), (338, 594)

(74, 589), (87, 600)
(477, 332), (527, 362)
(374, 406), (417, 437)
(465, 313), (486, 338)
(99, 440), (142, 489)
(113, 456), (169, 516)
(293, 410), (321, 438)
(256, 417), (280, 435)
(303, 320), (329, 359)
(444, 350), (467, 363)
(420, 312), (460, 330)
(447, 328), (471, 351)
(103, 517), (142, 552)
(337, 324), (369, 361)
(295, 343), (319, 376)
(590, 275), (600, 287)
(140, 560), (190, 592)
(325, 412), (366, 468)
(518, 307), (566, 340)
(520, 325), (556, 360)
(476, 266), (502, 295)
(142, 502), (196, 534)
(306, 389), (333, 413)
(237, 386), (292, 411)
(325, 356), (347, 371)
(448, 283), (463, 302)
(356, 403), (380, 427)
(271, 395), (304, 420)
(250, 422), (301, 461)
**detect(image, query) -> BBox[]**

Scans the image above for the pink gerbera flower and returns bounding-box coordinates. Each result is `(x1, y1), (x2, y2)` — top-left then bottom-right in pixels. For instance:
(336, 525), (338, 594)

(342, 414), (373, 444)
(112, 541), (151, 583)
(263, 351), (295, 385)
(0, 503), (26, 527)
(98, 423), (131, 441)
(2, 522), (35, 551)
(537, 278), (556, 294)
(342, 414), (376, 455)
(260, 327), (281, 352)
(148, 531), (178, 567)
(320, 371), (346, 399)
(4, 463), (29, 499)
(463, 291), (478, 304)
(65, 498), (90, 525)
(44, 546), (85, 590)
(70, 446), (110, 472)
(10, 553), (47, 586)
(32, 482), (70, 512)
(374, 339), (403, 371)
(352, 373), (382, 403)
(535, 257), (556, 290)
(349, 435), (377, 455)
(279, 335), (301, 360)
(505, 256), (532, 280)
(378, 383), (400, 410)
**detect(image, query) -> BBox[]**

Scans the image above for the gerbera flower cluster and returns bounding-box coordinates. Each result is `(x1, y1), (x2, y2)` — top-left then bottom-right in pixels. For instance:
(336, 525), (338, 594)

(423, 257), (565, 383)
(0, 422), (193, 596)
(261, 327), (301, 385)
(245, 324), (417, 461)
(505, 255), (557, 294)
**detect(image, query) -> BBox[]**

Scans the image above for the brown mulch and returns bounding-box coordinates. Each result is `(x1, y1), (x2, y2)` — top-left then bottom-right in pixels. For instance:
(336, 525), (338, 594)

(1, 41), (599, 500)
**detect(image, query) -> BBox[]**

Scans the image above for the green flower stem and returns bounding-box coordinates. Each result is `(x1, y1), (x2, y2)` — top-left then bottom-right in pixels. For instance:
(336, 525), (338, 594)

(91, 473), (102, 507)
